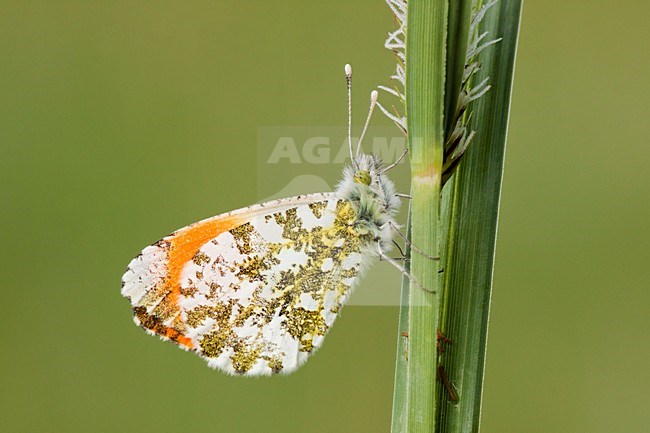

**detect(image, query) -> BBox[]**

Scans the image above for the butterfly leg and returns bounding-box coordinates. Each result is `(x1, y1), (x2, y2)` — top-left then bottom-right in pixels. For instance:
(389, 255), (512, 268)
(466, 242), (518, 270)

(389, 222), (439, 260)
(392, 239), (407, 259)
(377, 243), (429, 291)
(379, 255), (409, 262)
(379, 243), (409, 261)
(382, 146), (408, 173)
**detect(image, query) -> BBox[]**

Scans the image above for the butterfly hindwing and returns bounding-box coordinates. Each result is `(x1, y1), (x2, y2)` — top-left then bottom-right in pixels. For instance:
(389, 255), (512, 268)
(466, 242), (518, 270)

(121, 193), (370, 375)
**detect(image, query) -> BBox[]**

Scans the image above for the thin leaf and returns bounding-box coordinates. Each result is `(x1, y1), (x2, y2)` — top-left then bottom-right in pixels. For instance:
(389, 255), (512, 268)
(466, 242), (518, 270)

(390, 212), (411, 433)
(437, 1), (523, 432)
(444, 1), (473, 135)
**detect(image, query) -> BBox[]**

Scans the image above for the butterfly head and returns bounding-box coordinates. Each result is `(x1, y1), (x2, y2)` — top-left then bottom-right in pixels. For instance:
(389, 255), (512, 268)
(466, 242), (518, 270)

(346, 153), (394, 189)
(337, 153), (400, 238)
(353, 169), (371, 186)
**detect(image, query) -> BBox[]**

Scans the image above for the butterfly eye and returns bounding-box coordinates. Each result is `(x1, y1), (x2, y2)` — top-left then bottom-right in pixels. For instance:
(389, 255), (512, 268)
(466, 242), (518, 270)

(353, 170), (371, 186)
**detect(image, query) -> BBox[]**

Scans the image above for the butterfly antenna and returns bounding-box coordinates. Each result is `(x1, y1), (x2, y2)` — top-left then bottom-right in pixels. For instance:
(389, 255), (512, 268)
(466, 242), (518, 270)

(356, 90), (378, 156)
(345, 64), (356, 168)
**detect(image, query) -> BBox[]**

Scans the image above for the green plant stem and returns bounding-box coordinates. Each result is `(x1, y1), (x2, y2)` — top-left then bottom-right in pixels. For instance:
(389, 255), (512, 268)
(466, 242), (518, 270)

(404, 1), (448, 432)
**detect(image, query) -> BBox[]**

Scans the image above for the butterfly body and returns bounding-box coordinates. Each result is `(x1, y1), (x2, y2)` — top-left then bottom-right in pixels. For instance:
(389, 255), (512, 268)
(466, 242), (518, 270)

(121, 154), (400, 375)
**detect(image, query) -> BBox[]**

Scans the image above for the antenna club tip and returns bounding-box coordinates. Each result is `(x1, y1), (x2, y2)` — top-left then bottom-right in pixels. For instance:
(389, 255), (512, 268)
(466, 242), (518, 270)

(370, 90), (379, 101)
(345, 64), (352, 76)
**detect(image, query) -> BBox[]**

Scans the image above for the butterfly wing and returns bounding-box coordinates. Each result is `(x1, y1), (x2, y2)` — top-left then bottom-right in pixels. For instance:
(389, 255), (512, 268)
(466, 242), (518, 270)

(121, 193), (371, 375)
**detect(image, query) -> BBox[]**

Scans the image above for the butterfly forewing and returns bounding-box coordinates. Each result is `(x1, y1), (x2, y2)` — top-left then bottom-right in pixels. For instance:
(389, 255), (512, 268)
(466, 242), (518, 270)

(121, 193), (370, 375)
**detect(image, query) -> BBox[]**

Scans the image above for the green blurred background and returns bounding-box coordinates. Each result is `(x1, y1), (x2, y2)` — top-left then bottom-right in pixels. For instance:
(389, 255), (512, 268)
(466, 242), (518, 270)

(2, 1), (649, 432)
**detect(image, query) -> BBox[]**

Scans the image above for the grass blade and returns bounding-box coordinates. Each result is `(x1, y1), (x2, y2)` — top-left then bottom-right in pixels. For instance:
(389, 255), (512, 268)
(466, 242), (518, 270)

(437, 1), (523, 432)
(390, 213), (411, 433)
(444, 1), (473, 135)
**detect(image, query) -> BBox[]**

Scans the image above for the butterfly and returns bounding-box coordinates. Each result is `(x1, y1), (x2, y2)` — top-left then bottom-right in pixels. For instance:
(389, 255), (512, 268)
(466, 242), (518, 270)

(121, 65), (410, 375)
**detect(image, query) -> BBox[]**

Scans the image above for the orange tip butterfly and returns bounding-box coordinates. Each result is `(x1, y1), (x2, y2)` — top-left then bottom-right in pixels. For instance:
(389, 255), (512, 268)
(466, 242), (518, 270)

(121, 65), (410, 375)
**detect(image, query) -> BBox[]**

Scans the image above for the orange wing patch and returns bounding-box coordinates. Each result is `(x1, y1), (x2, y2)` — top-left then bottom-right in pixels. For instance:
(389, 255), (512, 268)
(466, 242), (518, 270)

(164, 215), (247, 325)
(122, 214), (246, 350)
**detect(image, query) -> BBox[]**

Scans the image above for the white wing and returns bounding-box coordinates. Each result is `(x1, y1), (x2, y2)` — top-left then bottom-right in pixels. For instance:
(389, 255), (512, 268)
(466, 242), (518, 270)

(121, 193), (372, 375)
